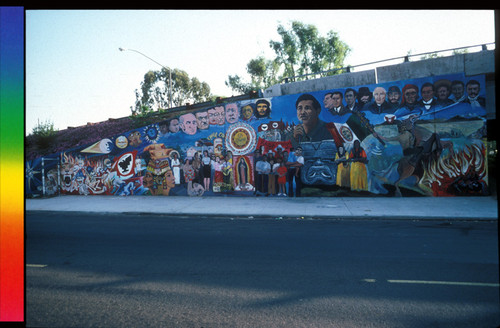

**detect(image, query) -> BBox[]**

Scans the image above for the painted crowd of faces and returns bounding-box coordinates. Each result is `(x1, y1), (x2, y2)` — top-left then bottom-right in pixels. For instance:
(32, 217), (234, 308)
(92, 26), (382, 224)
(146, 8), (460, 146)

(26, 73), (490, 198)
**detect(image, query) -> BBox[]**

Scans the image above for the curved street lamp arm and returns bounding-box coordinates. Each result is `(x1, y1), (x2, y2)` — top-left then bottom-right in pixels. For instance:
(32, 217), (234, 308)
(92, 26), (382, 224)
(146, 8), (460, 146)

(119, 47), (173, 109)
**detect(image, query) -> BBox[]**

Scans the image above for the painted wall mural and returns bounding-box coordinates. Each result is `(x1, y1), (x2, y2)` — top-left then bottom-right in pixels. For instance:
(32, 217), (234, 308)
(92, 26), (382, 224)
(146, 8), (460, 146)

(26, 73), (489, 197)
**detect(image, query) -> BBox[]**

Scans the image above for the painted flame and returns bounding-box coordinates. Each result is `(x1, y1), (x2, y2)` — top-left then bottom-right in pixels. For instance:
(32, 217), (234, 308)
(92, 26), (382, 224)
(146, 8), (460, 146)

(420, 142), (486, 195)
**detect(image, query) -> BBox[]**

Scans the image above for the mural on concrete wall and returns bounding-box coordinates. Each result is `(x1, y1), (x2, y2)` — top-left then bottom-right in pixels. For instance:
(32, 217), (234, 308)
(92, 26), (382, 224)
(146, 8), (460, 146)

(26, 73), (489, 197)
(25, 155), (60, 197)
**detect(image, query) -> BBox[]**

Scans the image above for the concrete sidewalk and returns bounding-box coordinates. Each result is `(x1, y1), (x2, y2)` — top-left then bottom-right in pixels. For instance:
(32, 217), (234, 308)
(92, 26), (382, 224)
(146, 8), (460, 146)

(25, 195), (498, 220)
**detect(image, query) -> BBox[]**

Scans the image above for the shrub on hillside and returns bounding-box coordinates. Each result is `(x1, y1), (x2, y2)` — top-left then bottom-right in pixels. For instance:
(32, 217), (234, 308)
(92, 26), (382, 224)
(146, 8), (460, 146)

(25, 118), (135, 161)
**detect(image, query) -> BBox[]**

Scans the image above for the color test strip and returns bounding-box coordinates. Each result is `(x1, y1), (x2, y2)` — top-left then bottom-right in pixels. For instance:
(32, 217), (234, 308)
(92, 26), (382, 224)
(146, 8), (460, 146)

(0, 6), (25, 323)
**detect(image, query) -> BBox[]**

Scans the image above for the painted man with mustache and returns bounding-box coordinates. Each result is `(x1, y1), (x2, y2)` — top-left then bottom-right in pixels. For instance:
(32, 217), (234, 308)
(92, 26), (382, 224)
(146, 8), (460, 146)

(290, 93), (332, 147)
(463, 79), (486, 108)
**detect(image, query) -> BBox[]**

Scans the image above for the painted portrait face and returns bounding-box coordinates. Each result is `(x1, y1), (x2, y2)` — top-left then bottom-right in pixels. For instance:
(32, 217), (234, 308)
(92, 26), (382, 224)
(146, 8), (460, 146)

(466, 82), (480, 98)
(225, 103), (239, 124)
(388, 91), (401, 104)
(195, 111), (209, 130)
(143, 171), (154, 189)
(331, 93), (343, 108)
(297, 99), (319, 127)
(215, 106), (225, 125)
(256, 101), (269, 117)
(241, 105), (254, 120)
(168, 119), (180, 133)
(373, 87), (387, 105)
(344, 90), (356, 106)
(452, 83), (464, 100)
(208, 108), (217, 125)
(179, 113), (197, 135)
(404, 87), (418, 104)
(165, 169), (176, 188)
(209, 106), (225, 125)
(437, 86), (450, 101)
(421, 85), (434, 102)
(323, 94), (335, 109)
(159, 123), (168, 134)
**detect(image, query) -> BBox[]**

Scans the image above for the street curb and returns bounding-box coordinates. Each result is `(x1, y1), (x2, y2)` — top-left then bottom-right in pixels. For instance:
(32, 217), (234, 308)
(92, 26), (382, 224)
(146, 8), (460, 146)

(25, 210), (498, 222)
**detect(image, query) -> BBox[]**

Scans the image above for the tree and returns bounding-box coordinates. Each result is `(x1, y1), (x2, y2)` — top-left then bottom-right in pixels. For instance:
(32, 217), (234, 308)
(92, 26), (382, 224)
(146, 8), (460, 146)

(28, 119), (59, 151)
(226, 21), (351, 93)
(271, 21), (350, 80)
(226, 56), (281, 94)
(133, 67), (212, 115)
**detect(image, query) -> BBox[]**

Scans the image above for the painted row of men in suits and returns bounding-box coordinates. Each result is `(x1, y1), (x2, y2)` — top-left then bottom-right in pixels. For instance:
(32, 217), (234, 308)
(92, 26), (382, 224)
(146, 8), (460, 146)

(322, 79), (485, 118)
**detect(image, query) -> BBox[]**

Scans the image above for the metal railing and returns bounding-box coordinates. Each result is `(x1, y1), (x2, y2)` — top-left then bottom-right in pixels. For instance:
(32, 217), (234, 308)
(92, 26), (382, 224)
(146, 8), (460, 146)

(281, 42), (495, 83)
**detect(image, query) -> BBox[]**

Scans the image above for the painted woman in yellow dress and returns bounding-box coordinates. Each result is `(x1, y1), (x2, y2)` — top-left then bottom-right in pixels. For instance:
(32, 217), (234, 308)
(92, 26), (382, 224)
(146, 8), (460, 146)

(335, 145), (350, 188)
(349, 140), (368, 191)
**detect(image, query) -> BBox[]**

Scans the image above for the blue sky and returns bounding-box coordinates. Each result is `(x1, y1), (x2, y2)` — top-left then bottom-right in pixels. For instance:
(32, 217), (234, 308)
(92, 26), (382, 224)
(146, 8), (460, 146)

(25, 9), (495, 135)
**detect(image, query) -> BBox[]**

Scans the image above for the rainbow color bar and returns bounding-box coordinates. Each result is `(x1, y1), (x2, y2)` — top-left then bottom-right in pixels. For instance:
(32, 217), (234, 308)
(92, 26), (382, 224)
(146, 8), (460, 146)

(0, 7), (25, 324)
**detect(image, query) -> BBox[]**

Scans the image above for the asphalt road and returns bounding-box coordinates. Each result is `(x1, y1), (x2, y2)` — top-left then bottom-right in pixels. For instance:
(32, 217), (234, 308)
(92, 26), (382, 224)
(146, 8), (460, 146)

(26, 211), (500, 328)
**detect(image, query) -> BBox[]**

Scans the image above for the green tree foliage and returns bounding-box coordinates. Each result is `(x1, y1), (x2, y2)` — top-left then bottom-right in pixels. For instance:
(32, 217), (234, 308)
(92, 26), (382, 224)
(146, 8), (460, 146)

(226, 56), (281, 94)
(226, 21), (350, 93)
(133, 67), (212, 115)
(225, 75), (252, 95)
(31, 119), (57, 137)
(29, 119), (58, 150)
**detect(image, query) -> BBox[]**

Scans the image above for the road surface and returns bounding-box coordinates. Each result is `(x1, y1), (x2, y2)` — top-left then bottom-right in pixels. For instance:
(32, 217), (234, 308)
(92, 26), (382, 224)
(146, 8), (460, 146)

(26, 211), (499, 327)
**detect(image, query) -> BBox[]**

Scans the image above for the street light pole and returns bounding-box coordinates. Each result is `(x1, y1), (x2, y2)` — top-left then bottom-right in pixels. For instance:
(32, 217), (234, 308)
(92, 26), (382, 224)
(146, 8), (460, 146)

(119, 47), (173, 109)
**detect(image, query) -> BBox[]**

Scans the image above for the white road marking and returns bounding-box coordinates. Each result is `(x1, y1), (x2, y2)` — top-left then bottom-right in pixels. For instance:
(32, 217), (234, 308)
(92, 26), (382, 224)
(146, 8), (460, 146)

(26, 264), (47, 268)
(362, 278), (499, 287)
(387, 279), (500, 287)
